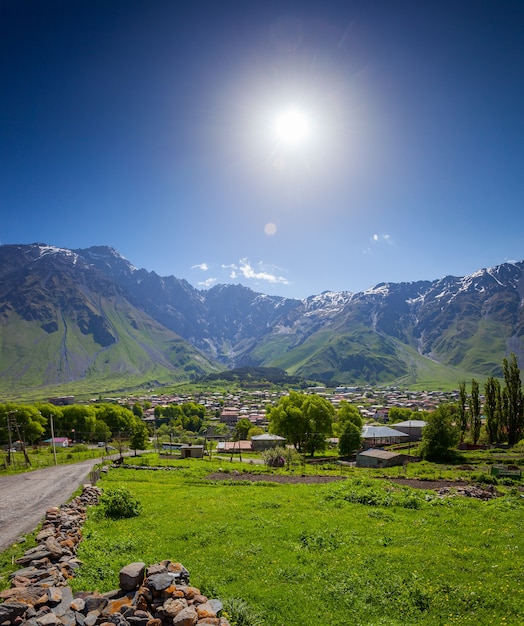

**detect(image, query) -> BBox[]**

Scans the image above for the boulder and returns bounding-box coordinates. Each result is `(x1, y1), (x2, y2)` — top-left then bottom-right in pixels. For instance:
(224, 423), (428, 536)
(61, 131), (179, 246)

(119, 563), (145, 591)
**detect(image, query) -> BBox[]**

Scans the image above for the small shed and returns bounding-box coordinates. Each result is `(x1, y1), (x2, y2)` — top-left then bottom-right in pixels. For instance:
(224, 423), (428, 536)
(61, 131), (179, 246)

(356, 448), (405, 468)
(392, 420), (427, 441)
(179, 444), (204, 459)
(362, 425), (409, 448)
(251, 434), (286, 451)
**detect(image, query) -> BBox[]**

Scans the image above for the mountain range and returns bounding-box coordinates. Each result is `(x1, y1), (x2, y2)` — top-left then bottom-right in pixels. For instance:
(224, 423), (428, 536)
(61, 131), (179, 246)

(1, 242), (523, 398)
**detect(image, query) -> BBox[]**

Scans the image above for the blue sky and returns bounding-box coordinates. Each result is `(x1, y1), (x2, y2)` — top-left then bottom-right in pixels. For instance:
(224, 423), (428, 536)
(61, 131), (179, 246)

(1, 0), (523, 299)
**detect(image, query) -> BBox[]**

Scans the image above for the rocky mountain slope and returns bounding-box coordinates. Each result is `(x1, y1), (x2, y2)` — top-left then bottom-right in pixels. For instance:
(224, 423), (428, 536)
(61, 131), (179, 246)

(1, 242), (523, 395)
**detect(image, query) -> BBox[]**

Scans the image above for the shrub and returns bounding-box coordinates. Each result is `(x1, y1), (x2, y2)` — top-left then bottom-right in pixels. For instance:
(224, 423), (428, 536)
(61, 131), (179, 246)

(222, 598), (263, 626)
(100, 487), (141, 519)
(471, 472), (498, 485)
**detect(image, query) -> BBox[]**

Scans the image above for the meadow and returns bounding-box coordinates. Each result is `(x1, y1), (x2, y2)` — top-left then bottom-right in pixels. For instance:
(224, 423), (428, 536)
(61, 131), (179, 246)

(69, 460), (523, 626)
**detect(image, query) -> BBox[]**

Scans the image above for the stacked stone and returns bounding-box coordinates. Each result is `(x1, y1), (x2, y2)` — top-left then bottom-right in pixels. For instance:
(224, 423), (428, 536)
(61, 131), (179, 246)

(0, 560), (230, 626)
(0, 484), (229, 626)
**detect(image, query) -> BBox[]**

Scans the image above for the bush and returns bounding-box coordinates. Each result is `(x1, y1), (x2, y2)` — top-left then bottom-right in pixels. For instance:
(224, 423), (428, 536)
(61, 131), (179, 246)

(471, 472), (498, 485)
(100, 487), (141, 519)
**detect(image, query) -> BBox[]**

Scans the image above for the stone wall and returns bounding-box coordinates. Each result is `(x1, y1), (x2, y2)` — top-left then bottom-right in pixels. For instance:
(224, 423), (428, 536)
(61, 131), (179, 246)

(0, 486), (230, 626)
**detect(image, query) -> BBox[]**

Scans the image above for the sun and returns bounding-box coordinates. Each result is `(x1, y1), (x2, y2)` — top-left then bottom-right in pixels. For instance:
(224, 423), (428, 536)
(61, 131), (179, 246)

(274, 107), (311, 146)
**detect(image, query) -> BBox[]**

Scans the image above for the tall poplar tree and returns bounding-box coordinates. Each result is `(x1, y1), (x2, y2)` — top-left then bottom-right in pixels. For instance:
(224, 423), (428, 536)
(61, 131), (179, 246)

(484, 376), (502, 444)
(458, 381), (468, 442)
(503, 353), (524, 445)
(469, 379), (481, 444)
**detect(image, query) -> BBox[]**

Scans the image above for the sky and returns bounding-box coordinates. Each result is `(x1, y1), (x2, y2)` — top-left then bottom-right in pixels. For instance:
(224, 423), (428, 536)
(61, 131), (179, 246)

(1, 0), (523, 299)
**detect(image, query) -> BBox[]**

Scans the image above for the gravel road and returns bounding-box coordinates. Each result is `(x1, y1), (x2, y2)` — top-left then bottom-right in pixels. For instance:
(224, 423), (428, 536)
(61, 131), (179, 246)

(0, 459), (101, 552)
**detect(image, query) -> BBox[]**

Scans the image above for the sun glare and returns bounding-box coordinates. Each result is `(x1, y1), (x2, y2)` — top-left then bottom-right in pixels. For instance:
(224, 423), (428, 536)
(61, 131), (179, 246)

(274, 107), (310, 146)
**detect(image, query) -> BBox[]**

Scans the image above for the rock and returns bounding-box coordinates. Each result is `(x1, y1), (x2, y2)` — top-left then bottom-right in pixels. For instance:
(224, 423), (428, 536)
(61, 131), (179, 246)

(46, 588), (63, 605)
(159, 598), (188, 618)
(119, 563), (145, 592)
(145, 573), (174, 593)
(35, 611), (59, 626)
(49, 587), (73, 617)
(69, 598), (85, 612)
(0, 602), (28, 623)
(195, 600), (223, 620)
(171, 606), (198, 626)
(106, 612), (129, 626)
(84, 610), (101, 626)
(144, 565), (165, 578)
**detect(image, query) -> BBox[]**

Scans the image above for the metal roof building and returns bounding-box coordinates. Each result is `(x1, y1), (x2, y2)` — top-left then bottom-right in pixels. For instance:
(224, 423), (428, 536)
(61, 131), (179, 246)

(361, 425), (409, 447)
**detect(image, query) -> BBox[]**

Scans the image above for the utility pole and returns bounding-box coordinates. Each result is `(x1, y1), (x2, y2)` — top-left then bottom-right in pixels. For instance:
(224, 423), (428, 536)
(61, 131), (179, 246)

(49, 414), (57, 466)
(6, 412), (14, 466)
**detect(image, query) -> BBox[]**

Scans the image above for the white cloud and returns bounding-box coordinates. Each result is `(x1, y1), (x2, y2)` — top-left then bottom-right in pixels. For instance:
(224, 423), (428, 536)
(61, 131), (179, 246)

(198, 277), (217, 288)
(191, 262), (209, 271)
(237, 258), (289, 285)
(371, 233), (391, 244)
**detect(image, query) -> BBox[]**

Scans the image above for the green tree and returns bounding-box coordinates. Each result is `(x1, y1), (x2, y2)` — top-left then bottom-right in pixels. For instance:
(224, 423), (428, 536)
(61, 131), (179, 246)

(388, 406), (413, 424)
(334, 401), (363, 436)
(469, 379), (482, 444)
(130, 419), (149, 454)
(503, 353), (524, 445)
(94, 419), (112, 444)
(233, 417), (252, 441)
(268, 391), (334, 455)
(484, 376), (502, 444)
(61, 405), (97, 441)
(458, 381), (468, 442)
(302, 394), (334, 456)
(338, 421), (362, 456)
(247, 426), (264, 439)
(268, 391), (308, 452)
(419, 404), (460, 461)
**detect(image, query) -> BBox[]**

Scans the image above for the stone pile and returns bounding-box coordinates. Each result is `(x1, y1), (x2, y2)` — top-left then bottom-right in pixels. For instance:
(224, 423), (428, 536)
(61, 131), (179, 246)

(0, 486), (230, 626)
(437, 484), (496, 499)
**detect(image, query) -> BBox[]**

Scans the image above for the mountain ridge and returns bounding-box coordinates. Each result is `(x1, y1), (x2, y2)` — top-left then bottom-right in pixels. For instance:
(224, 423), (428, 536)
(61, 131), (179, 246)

(1, 242), (523, 397)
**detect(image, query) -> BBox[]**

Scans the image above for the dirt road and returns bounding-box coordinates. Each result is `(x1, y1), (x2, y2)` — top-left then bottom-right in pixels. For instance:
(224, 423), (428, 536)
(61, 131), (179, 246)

(0, 459), (100, 552)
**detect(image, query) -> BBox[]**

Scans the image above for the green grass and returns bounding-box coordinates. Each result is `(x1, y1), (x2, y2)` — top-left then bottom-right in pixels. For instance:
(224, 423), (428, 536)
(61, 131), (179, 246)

(69, 461), (523, 626)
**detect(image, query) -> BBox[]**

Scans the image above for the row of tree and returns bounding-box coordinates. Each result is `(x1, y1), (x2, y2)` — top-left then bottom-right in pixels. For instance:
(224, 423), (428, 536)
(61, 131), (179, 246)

(0, 402), (150, 454)
(458, 353), (524, 446)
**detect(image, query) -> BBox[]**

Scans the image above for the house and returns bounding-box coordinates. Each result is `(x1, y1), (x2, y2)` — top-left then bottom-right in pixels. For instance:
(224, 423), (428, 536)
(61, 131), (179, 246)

(179, 444), (204, 459)
(392, 419), (427, 441)
(250, 433), (286, 451)
(356, 448), (405, 468)
(42, 437), (70, 448)
(361, 425), (409, 448)
(215, 440), (253, 453)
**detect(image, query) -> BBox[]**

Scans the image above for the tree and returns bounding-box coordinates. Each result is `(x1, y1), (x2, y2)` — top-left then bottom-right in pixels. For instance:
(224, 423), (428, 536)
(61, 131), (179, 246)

(301, 394), (334, 456)
(388, 407), (413, 424)
(484, 376), (502, 444)
(267, 391), (308, 452)
(469, 379), (481, 444)
(130, 419), (149, 454)
(419, 404), (460, 461)
(233, 417), (252, 441)
(503, 353), (524, 445)
(338, 421), (362, 457)
(247, 426), (264, 439)
(334, 401), (363, 436)
(268, 391), (334, 455)
(458, 381), (468, 442)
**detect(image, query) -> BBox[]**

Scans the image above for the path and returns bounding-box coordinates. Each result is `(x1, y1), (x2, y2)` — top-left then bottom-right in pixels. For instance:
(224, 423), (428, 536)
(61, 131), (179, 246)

(0, 458), (100, 552)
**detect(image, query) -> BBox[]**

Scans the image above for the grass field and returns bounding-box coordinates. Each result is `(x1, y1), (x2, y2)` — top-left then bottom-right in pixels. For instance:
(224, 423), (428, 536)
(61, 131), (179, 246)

(68, 460), (523, 626)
